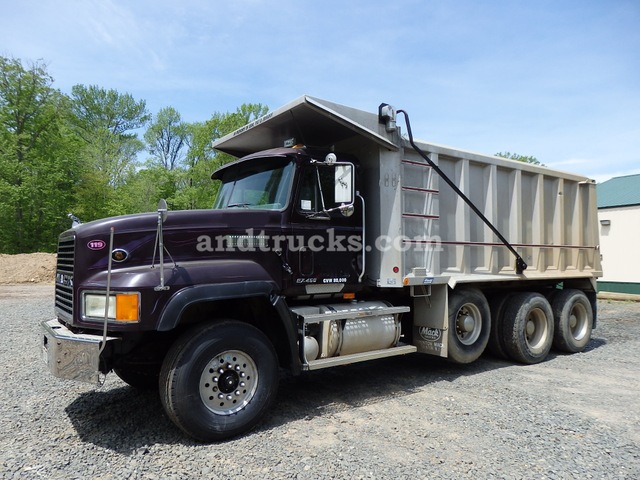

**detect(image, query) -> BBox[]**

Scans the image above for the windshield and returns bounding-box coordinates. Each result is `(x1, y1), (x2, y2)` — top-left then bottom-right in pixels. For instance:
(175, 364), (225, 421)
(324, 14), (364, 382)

(213, 158), (294, 210)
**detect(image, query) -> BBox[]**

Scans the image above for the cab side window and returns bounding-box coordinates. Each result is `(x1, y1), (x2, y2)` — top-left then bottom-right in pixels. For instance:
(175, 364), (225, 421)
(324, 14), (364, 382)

(298, 166), (341, 212)
(298, 167), (320, 213)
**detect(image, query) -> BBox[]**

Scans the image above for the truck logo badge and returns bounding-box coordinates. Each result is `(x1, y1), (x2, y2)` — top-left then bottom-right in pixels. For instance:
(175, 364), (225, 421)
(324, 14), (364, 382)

(55, 273), (73, 287)
(87, 240), (106, 250)
(419, 327), (441, 342)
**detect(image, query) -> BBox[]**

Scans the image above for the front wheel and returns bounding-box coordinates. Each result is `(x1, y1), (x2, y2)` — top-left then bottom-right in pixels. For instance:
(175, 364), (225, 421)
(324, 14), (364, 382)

(160, 320), (279, 442)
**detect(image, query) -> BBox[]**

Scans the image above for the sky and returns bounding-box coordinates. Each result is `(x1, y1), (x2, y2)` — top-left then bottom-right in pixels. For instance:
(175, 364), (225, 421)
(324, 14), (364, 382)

(1, 0), (638, 183)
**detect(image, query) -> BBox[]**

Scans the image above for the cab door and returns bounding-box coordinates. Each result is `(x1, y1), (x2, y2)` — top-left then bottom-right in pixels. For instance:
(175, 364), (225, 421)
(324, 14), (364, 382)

(285, 161), (363, 294)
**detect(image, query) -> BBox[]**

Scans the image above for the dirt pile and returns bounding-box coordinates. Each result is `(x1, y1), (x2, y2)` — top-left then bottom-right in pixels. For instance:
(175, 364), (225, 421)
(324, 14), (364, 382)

(0, 253), (56, 284)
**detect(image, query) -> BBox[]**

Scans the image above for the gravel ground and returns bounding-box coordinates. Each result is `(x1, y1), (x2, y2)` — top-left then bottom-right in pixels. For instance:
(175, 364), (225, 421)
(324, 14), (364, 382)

(1, 285), (639, 479)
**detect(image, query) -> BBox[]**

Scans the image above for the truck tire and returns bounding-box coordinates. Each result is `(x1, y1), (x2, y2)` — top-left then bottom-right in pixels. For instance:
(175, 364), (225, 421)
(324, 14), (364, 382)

(486, 294), (511, 360)
(502, 292), (554, 364)
(447, 288), (491, 364)
(551, 289), (593, 353)
(113, 364), (160, 390)
(160, 320), (279, 442)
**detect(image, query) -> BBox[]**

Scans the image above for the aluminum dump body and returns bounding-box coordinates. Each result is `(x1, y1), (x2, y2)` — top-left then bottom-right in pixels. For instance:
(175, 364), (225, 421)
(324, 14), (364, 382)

(398, 140), (601, 286)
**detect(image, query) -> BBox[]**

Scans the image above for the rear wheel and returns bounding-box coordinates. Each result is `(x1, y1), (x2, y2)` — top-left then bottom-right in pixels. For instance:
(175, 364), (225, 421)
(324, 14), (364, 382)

(447, 288), (491, 363)
(160, 320), (279, 442)
(486, 294), (511, 359)
(551, 289), (593, 353)
(502, 292), (554, 364)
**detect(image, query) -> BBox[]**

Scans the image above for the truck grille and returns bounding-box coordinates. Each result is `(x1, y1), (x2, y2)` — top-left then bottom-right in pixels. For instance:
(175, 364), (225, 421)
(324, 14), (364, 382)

(55, 235), (75, 319)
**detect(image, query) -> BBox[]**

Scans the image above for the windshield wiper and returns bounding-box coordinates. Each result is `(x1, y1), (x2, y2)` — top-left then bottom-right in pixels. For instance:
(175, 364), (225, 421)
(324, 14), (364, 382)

(226, 203), (253, 208)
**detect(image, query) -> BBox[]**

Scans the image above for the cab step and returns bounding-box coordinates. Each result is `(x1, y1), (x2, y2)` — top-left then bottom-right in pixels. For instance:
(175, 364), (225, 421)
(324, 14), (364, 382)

(304, 344), (417, 371)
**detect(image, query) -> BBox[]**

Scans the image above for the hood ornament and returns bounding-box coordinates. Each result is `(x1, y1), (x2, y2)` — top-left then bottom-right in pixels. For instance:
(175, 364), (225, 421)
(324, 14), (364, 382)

(67, 213), (82, 228)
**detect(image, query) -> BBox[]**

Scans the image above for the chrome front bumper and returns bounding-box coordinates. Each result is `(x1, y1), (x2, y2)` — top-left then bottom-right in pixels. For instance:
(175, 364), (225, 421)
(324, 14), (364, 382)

(41, 318), (117, 385)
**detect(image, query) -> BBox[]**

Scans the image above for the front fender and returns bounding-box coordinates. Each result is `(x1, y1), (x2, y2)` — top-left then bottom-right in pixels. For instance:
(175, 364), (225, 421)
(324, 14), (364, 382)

(156, 281), (277, 331)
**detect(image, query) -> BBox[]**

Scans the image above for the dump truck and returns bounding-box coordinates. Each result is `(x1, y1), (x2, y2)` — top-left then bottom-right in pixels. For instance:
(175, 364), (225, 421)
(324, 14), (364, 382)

(41, 96), (602, 441)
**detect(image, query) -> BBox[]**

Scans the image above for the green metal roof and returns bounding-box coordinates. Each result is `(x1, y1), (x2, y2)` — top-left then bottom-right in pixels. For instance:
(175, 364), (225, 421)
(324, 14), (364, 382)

(597, 174), (640, 208)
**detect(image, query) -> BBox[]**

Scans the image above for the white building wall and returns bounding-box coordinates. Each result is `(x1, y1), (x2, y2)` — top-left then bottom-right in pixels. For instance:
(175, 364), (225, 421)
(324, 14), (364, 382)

(597, 205), (640, 283)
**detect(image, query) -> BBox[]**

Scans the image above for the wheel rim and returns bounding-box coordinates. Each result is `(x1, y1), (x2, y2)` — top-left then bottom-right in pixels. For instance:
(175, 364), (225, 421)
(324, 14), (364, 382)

(455, 303), (482, 345)
(569, 302), (589, 341)
(199, 350), (258, 415)
(525, 308), (549, 353)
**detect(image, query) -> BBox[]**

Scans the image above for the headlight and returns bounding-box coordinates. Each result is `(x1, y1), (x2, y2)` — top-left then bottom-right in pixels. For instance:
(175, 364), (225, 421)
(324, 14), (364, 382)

(83, 292), (140, 322)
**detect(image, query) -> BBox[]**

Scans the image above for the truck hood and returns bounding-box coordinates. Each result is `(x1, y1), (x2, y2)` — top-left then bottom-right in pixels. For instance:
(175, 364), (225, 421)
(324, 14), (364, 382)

(63, 208), (287, 278)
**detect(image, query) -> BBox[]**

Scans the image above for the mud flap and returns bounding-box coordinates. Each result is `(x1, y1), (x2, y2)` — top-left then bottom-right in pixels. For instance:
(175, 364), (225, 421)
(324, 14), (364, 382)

(411, 284), (448, 357)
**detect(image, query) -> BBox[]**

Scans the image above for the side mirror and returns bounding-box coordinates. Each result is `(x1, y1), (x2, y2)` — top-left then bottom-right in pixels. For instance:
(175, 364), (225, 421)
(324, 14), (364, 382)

(339, 203), (355, 217)
(334, 164), (354, 204)
(158, 198), (168, 223)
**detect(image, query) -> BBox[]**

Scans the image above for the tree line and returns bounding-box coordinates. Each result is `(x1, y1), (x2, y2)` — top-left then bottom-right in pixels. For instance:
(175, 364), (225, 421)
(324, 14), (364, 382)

(0, 57), (267, 254)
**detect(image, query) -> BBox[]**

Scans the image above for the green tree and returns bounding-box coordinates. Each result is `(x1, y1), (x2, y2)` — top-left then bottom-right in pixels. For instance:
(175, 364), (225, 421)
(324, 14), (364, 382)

(70, 85), (150, 220)
(144, 106), (188, 170)
(70, 84), (150, 138)
(0, 57), (81, 253)
(495, 151), (544, 166)
(112, 165), (179, 214)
